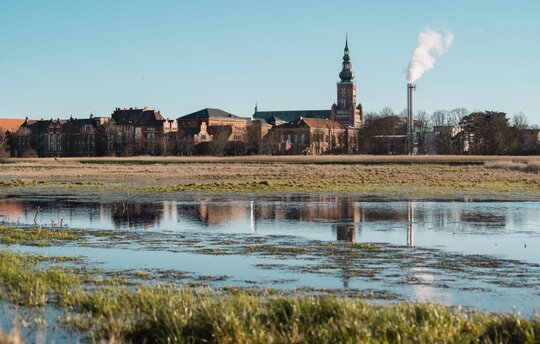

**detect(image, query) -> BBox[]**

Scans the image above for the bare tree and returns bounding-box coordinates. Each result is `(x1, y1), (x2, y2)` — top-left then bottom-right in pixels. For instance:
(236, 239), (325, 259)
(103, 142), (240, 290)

(0, 130), (10, 158)
(512, 111), (529, 130)
(379, 107), (395, 117)
(430, 110), (448, 126)
(448, 108), (468, 126)
(209, 130), (230, 156)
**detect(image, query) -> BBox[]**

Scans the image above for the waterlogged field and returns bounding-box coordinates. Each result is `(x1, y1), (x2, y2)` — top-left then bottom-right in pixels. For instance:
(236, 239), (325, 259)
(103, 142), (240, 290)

(0, 192), (539, 342)
(0, 158), (539, 342)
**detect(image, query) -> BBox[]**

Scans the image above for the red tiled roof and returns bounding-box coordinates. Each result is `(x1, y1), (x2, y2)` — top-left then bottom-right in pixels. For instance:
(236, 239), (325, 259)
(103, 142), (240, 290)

(0, 118), (26, 132)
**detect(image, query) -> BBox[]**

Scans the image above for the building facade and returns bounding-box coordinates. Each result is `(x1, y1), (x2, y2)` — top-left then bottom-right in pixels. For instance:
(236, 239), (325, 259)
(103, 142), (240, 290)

(269, 117), (348, 155)
(109, 107), (177, 156)
(10, 108), (177, 157)
(176, 108), (249, 155)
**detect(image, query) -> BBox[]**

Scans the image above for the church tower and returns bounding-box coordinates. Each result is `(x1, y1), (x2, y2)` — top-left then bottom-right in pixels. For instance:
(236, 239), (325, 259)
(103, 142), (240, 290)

(331, 36), (362, 127)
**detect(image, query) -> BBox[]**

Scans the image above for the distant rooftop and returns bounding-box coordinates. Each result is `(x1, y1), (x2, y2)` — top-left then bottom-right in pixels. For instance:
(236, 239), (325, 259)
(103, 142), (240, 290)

(253, 110), (331, 125)
(178, 108), (245, 120)
(0, 118), (26, 132)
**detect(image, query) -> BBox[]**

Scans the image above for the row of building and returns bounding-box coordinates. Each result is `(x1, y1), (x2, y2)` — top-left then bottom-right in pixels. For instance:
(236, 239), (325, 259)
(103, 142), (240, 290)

(4, 38), (362, 157)
(3, 38), (537, 157)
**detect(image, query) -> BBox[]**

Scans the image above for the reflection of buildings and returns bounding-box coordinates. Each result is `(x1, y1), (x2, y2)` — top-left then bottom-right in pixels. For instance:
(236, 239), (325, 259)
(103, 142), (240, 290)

(110, 202), (161, 230)
(0, 197), (510, 247)
(178, 198), (248, 226)
(0, 200), (25, 223)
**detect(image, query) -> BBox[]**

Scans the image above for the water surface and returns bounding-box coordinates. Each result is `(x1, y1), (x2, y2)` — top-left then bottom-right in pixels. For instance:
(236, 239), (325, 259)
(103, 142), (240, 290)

(1, 193), (539, 316)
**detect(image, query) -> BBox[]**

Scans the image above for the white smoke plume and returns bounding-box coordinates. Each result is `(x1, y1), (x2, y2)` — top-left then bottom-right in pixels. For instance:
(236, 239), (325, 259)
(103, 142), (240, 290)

(407, 29), (454, 83)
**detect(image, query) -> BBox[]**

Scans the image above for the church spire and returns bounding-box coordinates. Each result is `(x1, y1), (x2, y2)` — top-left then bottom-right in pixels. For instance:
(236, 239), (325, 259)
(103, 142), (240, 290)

(339, 35), (354, 82)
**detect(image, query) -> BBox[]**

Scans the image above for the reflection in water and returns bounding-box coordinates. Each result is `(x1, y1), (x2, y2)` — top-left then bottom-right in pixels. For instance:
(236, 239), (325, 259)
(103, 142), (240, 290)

(0, 197), (520, 247)
(336, 226), (356, 242)
(0, 197), (416, 245)
(250, 201), (255, 233)
(407, 201), (414, 247)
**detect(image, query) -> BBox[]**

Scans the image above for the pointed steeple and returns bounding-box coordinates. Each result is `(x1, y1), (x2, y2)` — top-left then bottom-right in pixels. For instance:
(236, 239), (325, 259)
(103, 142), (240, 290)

(339, 35), (354, 82)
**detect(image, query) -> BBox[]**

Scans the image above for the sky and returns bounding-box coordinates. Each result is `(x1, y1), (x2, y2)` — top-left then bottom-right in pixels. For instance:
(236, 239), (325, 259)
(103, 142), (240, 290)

(0, 0), (539, 123)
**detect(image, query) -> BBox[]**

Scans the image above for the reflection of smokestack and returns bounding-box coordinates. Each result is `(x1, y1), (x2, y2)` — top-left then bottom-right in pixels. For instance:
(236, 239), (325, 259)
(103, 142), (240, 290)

(407, 83), (416, 155)
(407, 201), (414, 246)
(250, 201), (256, 233)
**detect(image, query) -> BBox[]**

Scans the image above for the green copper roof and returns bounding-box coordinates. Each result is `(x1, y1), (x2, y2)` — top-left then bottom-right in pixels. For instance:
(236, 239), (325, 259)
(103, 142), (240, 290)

(253, 110), (331, 125)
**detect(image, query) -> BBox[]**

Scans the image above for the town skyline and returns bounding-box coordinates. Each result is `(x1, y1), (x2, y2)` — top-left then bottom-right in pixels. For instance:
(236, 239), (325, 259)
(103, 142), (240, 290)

(1, 1), (539, 121)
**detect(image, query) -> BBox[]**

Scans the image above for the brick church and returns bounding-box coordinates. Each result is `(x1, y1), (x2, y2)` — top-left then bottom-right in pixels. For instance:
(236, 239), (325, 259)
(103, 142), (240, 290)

(253, 37), (363, 154)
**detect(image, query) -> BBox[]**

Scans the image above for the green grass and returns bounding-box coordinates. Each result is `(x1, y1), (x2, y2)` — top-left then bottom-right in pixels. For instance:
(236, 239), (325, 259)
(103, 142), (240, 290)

(64, 286), (540, 343)
(0, 225), (82, 246)
(0, 250), (81, 306)
(0, 248), (538, 343)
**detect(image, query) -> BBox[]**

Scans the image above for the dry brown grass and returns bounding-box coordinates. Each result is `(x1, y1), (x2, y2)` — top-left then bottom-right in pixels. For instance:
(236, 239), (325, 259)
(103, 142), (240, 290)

(485, 160), (540, 174)
(5, 155), (540, 165)
(1, 156), (540, 196)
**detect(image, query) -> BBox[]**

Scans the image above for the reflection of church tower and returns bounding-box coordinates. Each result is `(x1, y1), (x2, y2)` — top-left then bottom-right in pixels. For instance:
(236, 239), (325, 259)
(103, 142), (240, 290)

(336, 226), (356, 242)
(331, 36), (363, 128)
(335, 198), (363, 243)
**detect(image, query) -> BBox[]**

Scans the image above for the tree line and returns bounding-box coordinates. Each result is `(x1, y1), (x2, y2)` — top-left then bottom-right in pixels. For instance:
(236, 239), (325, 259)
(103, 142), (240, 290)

(359, 108), (539, 155)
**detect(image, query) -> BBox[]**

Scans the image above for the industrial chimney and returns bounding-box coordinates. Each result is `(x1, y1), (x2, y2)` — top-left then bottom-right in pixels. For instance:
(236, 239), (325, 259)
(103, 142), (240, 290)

(406, 83), (416, 155)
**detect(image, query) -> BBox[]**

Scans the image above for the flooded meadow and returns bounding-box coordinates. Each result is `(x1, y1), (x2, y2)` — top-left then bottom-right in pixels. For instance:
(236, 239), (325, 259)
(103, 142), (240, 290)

(1, 193), (538, 313)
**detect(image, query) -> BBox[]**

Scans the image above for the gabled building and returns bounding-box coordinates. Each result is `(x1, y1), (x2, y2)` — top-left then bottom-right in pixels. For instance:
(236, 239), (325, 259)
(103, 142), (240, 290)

(269, 117), (348, 155)
(0, 118), (26, 157)
(11, 119), (50, 157)
(176, 108), (249, 155)
(110, 107), (177, 155)
(62, 115), (110, 157)
(45, 118), (66, 157)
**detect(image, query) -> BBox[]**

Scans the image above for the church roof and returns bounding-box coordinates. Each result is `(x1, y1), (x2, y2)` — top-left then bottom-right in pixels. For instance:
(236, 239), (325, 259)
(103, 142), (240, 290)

(253, 110), (331, 125)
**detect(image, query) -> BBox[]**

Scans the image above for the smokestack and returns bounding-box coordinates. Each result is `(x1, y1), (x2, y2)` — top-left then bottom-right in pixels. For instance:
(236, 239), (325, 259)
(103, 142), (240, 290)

(407, 83), (416, 155)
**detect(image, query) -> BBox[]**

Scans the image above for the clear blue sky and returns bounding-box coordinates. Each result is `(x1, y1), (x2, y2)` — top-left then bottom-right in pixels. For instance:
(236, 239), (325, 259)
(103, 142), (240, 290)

(0, 0), (538, 123)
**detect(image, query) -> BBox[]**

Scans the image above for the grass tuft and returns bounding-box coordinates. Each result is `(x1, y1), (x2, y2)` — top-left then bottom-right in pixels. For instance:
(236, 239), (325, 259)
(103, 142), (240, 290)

(0, 225), (81, 246)
(0, 250), (81, 306)
(63, 286), (540, 343)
